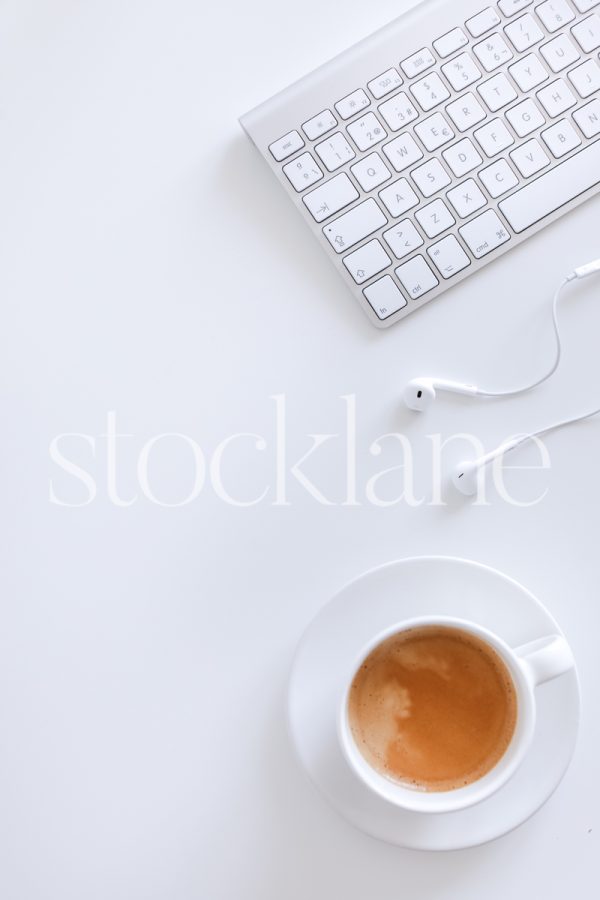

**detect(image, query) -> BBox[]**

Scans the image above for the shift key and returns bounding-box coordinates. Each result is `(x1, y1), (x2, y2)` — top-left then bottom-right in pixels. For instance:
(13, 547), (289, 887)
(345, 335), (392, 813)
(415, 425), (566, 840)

(323, 198), (387, 253)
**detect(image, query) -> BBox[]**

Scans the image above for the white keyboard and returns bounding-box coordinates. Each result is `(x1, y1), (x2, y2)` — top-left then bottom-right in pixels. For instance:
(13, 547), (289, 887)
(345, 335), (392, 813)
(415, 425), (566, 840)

(240, 0), (600, 328)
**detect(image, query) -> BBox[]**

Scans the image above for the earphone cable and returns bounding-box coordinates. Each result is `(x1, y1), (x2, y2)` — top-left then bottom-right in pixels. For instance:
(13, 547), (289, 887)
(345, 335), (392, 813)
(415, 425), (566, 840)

(506, 404), (600, 457)
(476, 276), (571, 398)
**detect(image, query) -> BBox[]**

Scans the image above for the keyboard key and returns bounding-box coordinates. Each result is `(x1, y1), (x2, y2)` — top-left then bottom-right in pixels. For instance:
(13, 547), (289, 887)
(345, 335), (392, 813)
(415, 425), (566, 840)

(368, 68), (403, 99)
(303, 173), (359, 222)
(446, 93), (487, 132)
(443, 138), (483, 177)
(474, 118), (515, 155)
(335, 89), (370, 120)
(466, 7), (501, 38)
(382, 219), (424, 259)
(499, 0), (534, 15)
(541, 119), (582, 156)
(283, 152), (323, 191)
(572, 97), (600, 136)
(447, 178), (488, 217)
(363, 276), (407, 319)
(572, 0), (599, 11)
(505, 14), (544, 51)
(459, 209), (511, 257)
(401, 48), (436, 78)
(509, 53), (549, 90)
(351, 152), (392, 191)
(433, 27), (469, 58)
(441, 53), (482, 90)
(315, 133), (356, 171)
(302, 110), (337, 141)
(414, 112), (455, 151)
(510, 138), (550, 175)
(572, 14), (600, 51)
(347, 112), (387, 151)
(536, 0), (575, 32)
(428, 235), (471, 278)
(473, 34), (513, 71)
(382, 133), (424, 171)
(416, 198), (456, 238)
(395, 256), (439, 298)
(540, 34), (580, 72)
(537, 79), (576, 116)
(411, 158), (452, 197)
(378, 178), (420, 216)
(568, 59), (600, 97)
(378, 93), (419, 131)
(479, 159), (520, 196)
(323, 199), (387, 253)
(478, 72), (518, 111)
(269, 130), (304, 161)
(410, 73), (450, 111)
(343, 239), (391, 284)
(499, 141), (600, 231)
(505, 98), (546, 136)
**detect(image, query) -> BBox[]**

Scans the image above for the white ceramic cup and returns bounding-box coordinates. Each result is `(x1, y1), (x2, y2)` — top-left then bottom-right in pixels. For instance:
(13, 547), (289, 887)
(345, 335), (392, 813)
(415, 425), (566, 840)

(338, 615), (575, 814)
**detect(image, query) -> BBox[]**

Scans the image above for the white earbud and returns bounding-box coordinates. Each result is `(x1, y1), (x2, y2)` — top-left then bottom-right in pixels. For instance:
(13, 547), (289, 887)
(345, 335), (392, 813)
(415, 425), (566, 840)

(404, 378), (478, 411)
(453, 441), (520, 496)
(572, 258), (600, 279)
(452, 405), (600, 496)
(404, 258), (600, 412)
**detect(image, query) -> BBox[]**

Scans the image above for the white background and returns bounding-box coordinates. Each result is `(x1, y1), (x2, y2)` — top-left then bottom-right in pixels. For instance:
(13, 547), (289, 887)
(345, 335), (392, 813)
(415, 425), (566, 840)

(1, 0), (599, 897)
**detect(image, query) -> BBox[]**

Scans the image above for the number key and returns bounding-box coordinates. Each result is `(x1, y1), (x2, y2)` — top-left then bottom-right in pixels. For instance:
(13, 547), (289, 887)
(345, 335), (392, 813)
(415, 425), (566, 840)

(315, 133), (356, 171)
(410, 73), (450, 112)
(473, 34), (513, 72)
(347, 113), (387, 151)
(378, 92), (419, 131)
(441, 53), (482, 91)
(504, 14), (543, 52)
(536, 0), (575, 33)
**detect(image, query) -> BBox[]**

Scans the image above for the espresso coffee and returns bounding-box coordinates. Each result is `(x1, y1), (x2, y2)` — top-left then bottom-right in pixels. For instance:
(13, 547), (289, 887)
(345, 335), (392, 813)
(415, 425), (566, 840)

(348, 625), (517, 792)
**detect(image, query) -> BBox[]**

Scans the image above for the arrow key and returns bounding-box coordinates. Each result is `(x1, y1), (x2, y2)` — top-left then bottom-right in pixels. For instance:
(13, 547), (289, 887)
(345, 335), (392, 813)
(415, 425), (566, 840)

(343, 239), (391, 284)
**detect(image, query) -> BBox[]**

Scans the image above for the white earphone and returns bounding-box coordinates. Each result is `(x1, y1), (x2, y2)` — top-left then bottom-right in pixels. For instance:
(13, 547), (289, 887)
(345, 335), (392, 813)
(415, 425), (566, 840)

(453, 405), (600, 495)
(404, 258), (600, 412)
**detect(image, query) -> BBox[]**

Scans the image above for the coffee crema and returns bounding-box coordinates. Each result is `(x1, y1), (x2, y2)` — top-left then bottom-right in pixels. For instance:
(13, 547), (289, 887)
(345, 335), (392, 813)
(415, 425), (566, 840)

(348, 625), (517, 792)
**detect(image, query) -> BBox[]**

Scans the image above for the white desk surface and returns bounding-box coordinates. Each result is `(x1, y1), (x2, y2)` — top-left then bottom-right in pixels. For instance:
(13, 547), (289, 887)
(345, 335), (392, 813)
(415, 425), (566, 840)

(1, 1), (599, 897)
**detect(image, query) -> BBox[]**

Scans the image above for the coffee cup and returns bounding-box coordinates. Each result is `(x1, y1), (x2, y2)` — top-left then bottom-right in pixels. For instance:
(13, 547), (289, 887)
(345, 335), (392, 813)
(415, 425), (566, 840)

(338, 615), (574, 814)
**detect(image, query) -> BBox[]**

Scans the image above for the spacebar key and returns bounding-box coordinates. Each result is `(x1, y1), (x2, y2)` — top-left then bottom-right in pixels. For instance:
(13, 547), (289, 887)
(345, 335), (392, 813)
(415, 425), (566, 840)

(499, 142), (600, 234)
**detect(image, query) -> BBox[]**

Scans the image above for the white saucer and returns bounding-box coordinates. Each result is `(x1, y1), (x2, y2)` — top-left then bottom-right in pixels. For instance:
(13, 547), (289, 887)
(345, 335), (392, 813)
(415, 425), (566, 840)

(288, 557), (580, 851)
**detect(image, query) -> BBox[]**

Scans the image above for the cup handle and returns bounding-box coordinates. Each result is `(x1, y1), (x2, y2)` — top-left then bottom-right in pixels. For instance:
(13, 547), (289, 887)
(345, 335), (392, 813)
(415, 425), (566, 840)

(514, 634), (575, 687)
